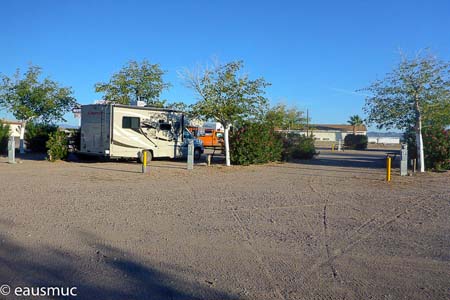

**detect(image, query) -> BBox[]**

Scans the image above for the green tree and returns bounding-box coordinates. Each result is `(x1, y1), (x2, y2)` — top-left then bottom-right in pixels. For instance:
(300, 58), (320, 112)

(347, 115), (364, 135)
(0, 65), (76, 153)
(0, 121), (10, 154)
(362, 53), (450, 172)
(95, 60), (170, 107)
(264, 103), (305, 130)
(184, 60), (270, 166)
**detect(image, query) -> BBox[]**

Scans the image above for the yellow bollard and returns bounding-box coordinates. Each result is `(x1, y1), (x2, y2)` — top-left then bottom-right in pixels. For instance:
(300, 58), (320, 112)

(386, 156), (391, 182)
(331, 144), (335, 152)
(142, 150), (147, 173)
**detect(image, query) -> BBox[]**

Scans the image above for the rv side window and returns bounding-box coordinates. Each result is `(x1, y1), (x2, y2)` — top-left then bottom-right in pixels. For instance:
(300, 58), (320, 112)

(159, 123), (172, 131)
(122, 117), (140, 129)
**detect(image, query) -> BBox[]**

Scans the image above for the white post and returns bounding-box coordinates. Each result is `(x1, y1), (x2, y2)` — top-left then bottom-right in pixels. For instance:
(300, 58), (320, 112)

(19, 120), (27, 154)
(187, 140), (194, 170)
(224, 123), (231, 167)
(8, 136), (16, 164)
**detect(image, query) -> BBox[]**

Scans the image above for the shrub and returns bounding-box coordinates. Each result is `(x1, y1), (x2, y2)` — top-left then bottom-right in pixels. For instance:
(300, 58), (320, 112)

(25, 122), (58, 153)
(406, 126), (450, 170)
(403, 128), (417, 160)
(68, 128), (81, 151)
(0, 121), (10, 154)
(344, 134), (368, 150)
(230, 122), (283, 165)
(46, 130), (69, 161)
(281, 133), (317, 160)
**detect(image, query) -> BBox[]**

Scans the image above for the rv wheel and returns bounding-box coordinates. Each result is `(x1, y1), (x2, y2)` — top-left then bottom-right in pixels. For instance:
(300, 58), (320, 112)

(194, 148), (202, 161)
(145, 150), (153, 164)
(138, 150), (153, 164)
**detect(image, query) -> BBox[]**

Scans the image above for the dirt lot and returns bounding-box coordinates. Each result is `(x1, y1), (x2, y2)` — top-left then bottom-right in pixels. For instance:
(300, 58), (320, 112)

(0, 149), (449, 300)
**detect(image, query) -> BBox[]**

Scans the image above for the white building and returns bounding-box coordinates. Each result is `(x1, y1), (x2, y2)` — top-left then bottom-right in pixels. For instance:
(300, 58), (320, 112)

(1, 119), (23, 148)
(1, 119), (22, 137)
(368, 137), (400, 144)
(289, 124), (367, 142)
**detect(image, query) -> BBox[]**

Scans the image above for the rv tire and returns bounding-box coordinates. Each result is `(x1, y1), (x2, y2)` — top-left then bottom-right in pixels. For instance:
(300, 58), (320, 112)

(194, 148), (202, 161)
(138, 150), (153, 164)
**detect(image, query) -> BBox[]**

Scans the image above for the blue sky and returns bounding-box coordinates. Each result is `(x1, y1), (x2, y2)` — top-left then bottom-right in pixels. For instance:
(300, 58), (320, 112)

(1, 0), (449, 130)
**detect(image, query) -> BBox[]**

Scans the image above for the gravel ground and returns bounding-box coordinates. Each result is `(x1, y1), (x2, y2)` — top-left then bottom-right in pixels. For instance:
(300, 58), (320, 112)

(0, 149), (449, 300)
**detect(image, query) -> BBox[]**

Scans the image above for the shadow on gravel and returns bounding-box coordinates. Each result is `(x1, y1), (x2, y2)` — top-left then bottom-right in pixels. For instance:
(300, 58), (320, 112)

(0, 222), (236, 300)
(301, 157), (387, 169)
(12, 152), (47, 161)
(78, 165), (142, 174)
(316, 147), (401, 153)
(267, 164), (385, 176)
(287, 150), (399, 170)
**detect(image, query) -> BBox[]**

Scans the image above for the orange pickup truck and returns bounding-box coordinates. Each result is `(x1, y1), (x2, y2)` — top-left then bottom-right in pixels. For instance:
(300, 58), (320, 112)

(187, 126), (224, 148)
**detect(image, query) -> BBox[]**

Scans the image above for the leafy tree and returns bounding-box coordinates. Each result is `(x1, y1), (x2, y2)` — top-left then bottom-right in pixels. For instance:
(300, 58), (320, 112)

(362, 53), (450, 172)
(0, 121), (10, 154)
(347, 115), (364, 134)
(264, 103), (306, 130)
(0, 65), (76, 153)
(166, 101), (189, 112)
(184, 60), (270, 166)
(95, 60), (170, 107)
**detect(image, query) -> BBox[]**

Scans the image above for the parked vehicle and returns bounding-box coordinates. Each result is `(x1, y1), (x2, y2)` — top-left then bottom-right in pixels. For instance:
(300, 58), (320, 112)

(79, 104), (204, 161)
(187, 126), (224, 148)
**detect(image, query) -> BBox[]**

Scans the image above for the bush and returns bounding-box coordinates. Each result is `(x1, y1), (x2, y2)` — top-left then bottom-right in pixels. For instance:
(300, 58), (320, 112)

(46, 130), (69, 161)
(230, 122), (283, 165)
(403, 128), (417, 160)
(68, 128), (80, 151)
(0, 121), (10, 154)
(25, 122), (58, 153)
(281, 133), (317, 160)
(344, 134), (368, 150)
(406, 126), (450, 170)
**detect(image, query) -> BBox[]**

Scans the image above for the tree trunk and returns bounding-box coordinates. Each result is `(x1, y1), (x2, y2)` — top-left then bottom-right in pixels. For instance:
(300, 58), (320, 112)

(353, 126), (356, 135)
(19, 120), (27, 154)
(415, 98), (425, 172)
(224, 124), (231, 167)
(416, 117), (425, 172)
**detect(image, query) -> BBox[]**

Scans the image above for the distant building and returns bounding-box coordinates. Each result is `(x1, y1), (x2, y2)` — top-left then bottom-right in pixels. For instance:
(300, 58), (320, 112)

(0, 119), (22, 148)
(1, 119), (22, 137)
(281, 124), (367, 142)
(368, 137), (400, 144)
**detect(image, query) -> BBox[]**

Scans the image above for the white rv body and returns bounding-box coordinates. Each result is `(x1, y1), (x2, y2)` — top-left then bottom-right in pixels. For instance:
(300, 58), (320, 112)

(80, 104), (203, 159)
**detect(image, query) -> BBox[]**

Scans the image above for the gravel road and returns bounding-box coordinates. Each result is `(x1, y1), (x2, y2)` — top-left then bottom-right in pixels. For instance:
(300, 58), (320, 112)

(0, 149), (449, 300)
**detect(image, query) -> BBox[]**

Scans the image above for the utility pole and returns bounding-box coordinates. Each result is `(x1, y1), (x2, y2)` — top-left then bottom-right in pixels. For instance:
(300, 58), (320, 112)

(306, 109), (309, 137)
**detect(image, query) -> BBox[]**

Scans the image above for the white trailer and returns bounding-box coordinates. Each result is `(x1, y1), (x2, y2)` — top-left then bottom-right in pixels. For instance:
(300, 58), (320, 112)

(79, 104), (203, 161)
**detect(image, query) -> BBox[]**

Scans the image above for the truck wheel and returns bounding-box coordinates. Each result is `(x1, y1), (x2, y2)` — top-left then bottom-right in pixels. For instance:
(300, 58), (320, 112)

(194, 148), (202, 161)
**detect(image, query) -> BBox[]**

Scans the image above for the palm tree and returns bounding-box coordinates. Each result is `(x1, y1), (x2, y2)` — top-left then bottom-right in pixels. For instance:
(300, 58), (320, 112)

(347, 115), (364, 135)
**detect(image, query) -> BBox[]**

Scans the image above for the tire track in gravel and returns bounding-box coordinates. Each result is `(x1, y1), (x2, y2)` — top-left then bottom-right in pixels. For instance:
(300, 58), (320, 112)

(230, 209), (286, 300)
(302, 192), (443, 281)
(323, 201), (338, 278)
(308, 175), (340, 280)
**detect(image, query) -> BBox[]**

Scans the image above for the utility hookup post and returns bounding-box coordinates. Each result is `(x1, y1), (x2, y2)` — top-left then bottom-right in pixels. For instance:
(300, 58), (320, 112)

(141, 150), (149, 174)
(337, 139), (342, 152)
(187, 140), (194, 170)
(400, 143), (408, 176)
(8, 136), (16, 164)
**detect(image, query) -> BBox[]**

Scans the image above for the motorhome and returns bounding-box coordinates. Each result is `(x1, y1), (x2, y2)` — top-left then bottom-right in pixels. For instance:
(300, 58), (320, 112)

(79, 104), (204, 161)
